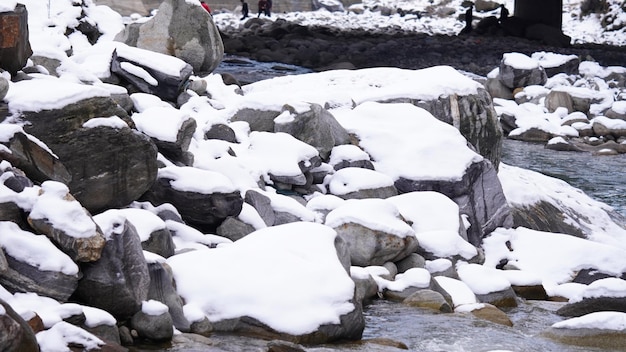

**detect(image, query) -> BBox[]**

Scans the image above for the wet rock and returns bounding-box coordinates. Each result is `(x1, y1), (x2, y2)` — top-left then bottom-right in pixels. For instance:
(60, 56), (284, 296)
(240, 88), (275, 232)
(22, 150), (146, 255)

(403, 289), (453, 313)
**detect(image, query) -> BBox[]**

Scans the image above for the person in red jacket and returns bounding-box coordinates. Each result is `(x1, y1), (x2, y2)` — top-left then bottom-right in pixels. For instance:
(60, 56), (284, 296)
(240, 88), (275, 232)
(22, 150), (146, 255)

(200, 1), (211, 14)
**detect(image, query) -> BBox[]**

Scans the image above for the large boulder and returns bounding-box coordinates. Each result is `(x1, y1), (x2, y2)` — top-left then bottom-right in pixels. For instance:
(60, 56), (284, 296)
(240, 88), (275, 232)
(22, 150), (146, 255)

(73, 219), (150, 321)
(0, 222), (79, 302)
(111, 44), (194, 102)
(142, 166), (243, 231)
(0, 4), (32, 74)
(274, 103), (350, 160)
(166, 222), (364, 344)
(5, 79), (159, 214)
(115, 0), (224, 73)
(499, 52), (548, 90)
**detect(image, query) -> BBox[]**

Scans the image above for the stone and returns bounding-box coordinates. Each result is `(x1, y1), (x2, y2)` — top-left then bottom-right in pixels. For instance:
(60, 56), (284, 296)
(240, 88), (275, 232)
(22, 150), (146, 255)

(130, 309), (174, 342)
(0, 76), (8, 101)
(27, 181), (106, 263)
(544, 318), (626, 350)
(115, 0), (224, 73)
(395, 159), (512, 247)
(326, 199), (418, 266)
(508, 127), (554, 142)
(204, 123), (238, 143)
(475, 287), (519, 308)
(146, 262), (190, 332)
(545, 90), (575, 114)
(0, 127), (71, 186)
(231, 107), (281, 132)
(0, 298), (39, 352)
(244, 189), (276, 226)
(327, 167), (398, 200)
(73, 220), (150, 321)
(499, 53), (548, 90)
(557, 296), (626, 317)
(469, 303), (513, 326)
(0, 4), (33, 74)
(0, 222), (79, 302)
(18, 95), (158, 214)
(485, 77), (514, 100)
(141, 167), (243, 232)
(403, 289), (453, 313)
(274, 103), (350, 160)
(525, 23), (572, 47)
(216, 216), (256, 241)
(111, 46), (194, 102)
(395, 253), (426, 273)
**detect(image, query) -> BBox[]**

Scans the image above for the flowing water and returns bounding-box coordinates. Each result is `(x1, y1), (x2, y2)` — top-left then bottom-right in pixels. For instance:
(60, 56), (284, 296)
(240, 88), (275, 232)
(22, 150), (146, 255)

(501, 139), (626, 217)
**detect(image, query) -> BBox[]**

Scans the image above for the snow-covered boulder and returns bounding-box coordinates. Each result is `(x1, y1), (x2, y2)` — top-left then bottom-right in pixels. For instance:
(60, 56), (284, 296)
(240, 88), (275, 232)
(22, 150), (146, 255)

(544, 312), (626, 350)
(325, 198), (418, 266)
(274, 103), (350, 161)
(498, 52), (548, 89)
(335, 102), (512, 246)
(115, 0), (224, 74)
(142, 165), (244, 231)
(557, 278), (626, 317)
(27, 181), (106, 263)
(166, 222), (364, 344)
(0, 222), (79, 302)
(5, 79), (158, 213)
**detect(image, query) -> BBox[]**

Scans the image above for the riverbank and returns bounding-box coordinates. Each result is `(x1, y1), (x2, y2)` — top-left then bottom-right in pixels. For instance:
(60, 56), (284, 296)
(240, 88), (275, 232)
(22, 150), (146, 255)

(217, 17), (626, 77)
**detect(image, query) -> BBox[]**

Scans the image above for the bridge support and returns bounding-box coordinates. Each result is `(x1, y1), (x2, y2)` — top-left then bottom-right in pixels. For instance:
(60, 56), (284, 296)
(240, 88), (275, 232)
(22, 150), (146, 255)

(514, 0), (563, 29)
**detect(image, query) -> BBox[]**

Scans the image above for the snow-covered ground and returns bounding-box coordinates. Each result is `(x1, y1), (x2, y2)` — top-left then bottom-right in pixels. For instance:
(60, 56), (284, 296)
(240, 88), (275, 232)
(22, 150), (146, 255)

(2, 0), (626, 351)
(211, 0), (626, 46)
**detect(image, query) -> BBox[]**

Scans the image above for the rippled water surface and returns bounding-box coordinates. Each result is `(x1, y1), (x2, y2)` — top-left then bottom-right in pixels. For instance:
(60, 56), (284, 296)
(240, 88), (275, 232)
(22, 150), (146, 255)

(501, 139), (626, 217)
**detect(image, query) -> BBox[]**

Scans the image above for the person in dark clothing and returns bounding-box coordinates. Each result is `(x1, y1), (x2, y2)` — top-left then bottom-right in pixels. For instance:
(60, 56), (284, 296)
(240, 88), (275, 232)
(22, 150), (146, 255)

(460, 3), (473, 34)
(240, 0), (249, 19)
(499, 4), (509, 23)
(257, 0), (267, 17)
(265, 0), (272, 16)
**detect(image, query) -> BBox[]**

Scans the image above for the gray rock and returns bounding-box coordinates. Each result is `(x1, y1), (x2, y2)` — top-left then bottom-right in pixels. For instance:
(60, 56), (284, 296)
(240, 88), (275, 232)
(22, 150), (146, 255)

(111, 48), (194, 102)
(0, 4), (32, 74)
(274, 103), (350, 160)
(0, 129), (71, 186)
(204, 123), (238, 143)
(244, 189), (275, 226)
(231, 107), (281, 132)
(327, 201), (418, 266)
(396, 159), (512, 247)
(130, 309), (174, 342)
(74, 220), (150, 320)
(499, 53), (547, 90)
(142, 172), (243, 232)
(352, 274), (379, 306)
(395, 253), (426, 273)
(147, 262), (190, 332)
(508, 127), (555, 142)
(27, 184), (106, 263)
(545, 90), (575, 114)
(20, 97), (158, 214)
(557, 296), (626, 317)
(475, 286), (518, 308)
(147, 115), (196, 166)
(115, 0), (224, 73)
(543, 324), (626, 350)
(216, 216), (256, 241)
(0, 76), (9, 101)
(485, 76), (514, 100)
(403, 289), (452, 313)
(0, 298), (39, 352)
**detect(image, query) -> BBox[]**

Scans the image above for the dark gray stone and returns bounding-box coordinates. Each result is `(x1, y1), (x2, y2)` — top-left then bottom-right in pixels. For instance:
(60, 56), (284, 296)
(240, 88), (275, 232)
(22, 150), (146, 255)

(0, 4), (32, 74)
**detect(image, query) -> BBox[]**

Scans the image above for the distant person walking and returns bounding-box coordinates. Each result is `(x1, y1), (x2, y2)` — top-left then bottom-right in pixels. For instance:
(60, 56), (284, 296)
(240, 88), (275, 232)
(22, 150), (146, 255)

(200, 0), (211, 14)
(265, 0), (272, 16)
(257, 0), (267, 17)
(460, 3), (473, 34)
(240, 0), (249, 19)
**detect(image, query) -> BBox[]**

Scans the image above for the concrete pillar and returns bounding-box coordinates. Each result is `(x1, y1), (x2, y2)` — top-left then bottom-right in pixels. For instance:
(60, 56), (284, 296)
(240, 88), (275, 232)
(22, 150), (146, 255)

(514, 0), (563, 29)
